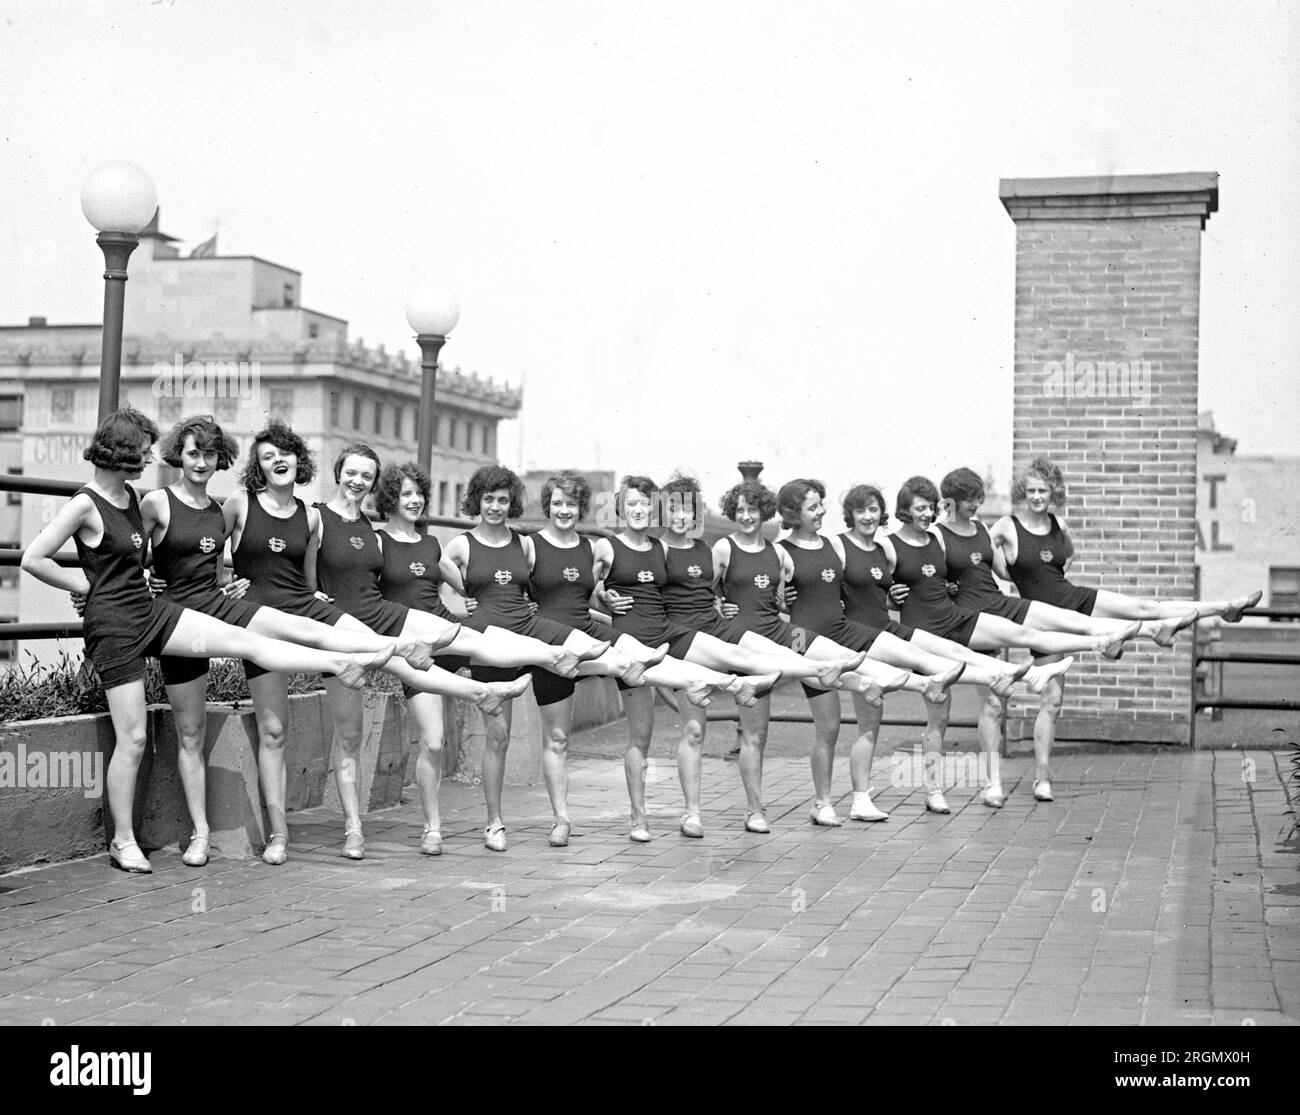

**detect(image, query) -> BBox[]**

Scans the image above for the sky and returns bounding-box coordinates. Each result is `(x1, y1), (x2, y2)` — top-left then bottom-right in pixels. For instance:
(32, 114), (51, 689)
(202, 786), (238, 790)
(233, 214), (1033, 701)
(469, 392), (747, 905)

(1, 0), (1296, 510)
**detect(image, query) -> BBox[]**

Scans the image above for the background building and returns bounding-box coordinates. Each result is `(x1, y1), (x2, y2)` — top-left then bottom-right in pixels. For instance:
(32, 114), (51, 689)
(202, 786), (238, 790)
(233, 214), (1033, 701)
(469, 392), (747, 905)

(0, 214), (521, 667)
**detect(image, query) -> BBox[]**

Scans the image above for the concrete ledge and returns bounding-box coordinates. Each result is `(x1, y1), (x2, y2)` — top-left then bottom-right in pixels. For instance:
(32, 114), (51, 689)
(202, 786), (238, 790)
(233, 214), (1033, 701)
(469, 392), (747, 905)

(1006, 713), (1191, 747)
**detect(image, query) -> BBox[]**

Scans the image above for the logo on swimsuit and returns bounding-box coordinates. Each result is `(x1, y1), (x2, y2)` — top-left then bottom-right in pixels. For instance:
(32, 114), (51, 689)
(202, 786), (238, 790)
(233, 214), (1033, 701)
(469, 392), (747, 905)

(820, 568), (836, 583)
(636, 570), (655, 584)
(870, 567), (883, 580)
(348, 536), (365, 551)
(198, 536), (217, 554)
(268, 537), (286, 553)
(562, 566), (580, 582)
(921, 563), (936, 577)
(1040, 549), (1054, 563)
(970, 552), (984, 565)
(753, 574), (771, 589)
(409, 561), (426, 576)
(687, 564), (703, 578)
(127, 531), (142, 549)
(494, 570), (513, 585)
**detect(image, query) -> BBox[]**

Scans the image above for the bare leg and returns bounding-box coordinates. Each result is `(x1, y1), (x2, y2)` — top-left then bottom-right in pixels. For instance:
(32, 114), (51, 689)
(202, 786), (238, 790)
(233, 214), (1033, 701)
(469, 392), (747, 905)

(687, 630), (851, 683)
(976, 686), (1005, 807)
(104, 680), (150, 867)
(847, 691), (888, 821)
(969, 612), (1114, 657)
(807, 689), (843, 824)
(480, 698), (515, 846)
(166, 673), (211, 861)
(622, 687), (656, 840)
(737, 695), (771, 824)
(324, 677), (365, 853)
(1032, 660), (1065, 801)
(247, 672), (290, 858)
(538, 696), (572, 842)
(920, 694), (951, 811)
(408, 691), (444, 852)
(869, 629), (1008, 687)
(677, 693), (707, 834)
(1092, 587), (1260, 623)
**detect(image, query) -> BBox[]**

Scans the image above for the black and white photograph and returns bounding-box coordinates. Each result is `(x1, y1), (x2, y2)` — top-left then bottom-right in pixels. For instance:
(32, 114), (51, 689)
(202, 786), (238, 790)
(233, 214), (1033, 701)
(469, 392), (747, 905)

(0, 0), (1295, 1072)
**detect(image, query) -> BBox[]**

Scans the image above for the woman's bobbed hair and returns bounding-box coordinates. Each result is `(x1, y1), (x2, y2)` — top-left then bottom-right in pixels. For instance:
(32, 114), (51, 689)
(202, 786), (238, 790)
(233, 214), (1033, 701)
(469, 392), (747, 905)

(83, 407), (159, 472)
(462, 464), (525, 519)
(1010, 456), (1067, 507)
(720, 480), (777, 523)
(374, 461), (431, 520)
(239, 420), (315, 491)
(842, 484), (890, 529)
(894, 475), (941, 525)
(160, 414), (239, 471)
(540, 469), (592, 520)
(776, 478), (826, 530)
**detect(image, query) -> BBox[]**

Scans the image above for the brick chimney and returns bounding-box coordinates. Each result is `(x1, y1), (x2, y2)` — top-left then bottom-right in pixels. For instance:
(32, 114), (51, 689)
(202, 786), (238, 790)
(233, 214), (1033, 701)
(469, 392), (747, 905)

(999, 172), (1219, 745)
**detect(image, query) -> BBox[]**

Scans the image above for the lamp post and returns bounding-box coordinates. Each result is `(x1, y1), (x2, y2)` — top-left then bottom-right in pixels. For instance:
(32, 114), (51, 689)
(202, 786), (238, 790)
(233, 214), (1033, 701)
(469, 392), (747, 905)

(80, 161), (158, 420)
(406, 285), (460, 474)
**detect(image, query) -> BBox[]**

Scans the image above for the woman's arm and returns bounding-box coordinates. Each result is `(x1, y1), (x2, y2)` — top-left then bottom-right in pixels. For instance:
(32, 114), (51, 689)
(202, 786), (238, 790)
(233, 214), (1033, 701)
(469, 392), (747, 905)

(439, 535), (470, 596)
(710, 538), (730, 595)
(223, 490), (249, 554)
(1058, 517), (1076, 574)
(304, 505), (323, 594)
(140, 489), (170, 551)
(20, 494), (94, 595)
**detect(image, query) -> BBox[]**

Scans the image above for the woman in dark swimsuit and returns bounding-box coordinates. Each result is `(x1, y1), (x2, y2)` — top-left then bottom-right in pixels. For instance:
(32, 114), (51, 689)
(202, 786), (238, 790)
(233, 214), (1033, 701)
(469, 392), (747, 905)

(988, 457), (1260, 802)
(21, 408), (394, 874)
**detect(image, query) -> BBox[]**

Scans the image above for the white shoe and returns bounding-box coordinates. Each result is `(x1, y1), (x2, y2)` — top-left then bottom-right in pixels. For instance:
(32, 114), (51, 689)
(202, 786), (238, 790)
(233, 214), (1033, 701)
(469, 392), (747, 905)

(810, 802), (843, 827)
(849, 790), (889, 822)
(1033, 779), (1054, 802)
(980, 785), (1006, 809)
(924, 790), (951, 814)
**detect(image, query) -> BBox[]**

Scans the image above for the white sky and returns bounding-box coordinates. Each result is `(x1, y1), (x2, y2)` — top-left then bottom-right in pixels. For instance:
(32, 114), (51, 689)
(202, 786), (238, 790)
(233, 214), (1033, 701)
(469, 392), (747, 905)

(2, 0), (1296, 509)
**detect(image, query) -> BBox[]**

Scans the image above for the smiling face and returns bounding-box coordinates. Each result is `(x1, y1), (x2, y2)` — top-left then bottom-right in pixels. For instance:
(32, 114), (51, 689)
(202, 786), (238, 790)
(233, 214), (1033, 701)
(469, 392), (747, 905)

(548, 487), (580, 530)
(622, 487), (653, 532)
(179, 434), (218, 486)
(1023, 473), (1052, 514)
(256, 440), (297, 489)
(479, 487), (512, 526)
(665, 493), (697, 535)
(852, 496), (883, 537)
(798, 489), (825, 533)
(906, 494), (936, 530)
(338, 453), (377, 501)
(733, 495), (761, 535)
(125, 436), (155, 479)
(952, 494), (982, 520)
(394, 477), (425, 525)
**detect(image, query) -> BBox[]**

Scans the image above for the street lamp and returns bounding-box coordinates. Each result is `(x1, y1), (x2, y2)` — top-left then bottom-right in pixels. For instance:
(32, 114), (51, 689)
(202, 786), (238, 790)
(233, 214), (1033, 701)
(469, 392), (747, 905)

(80, 161), (157, 420)
(406, 285), (460, 474)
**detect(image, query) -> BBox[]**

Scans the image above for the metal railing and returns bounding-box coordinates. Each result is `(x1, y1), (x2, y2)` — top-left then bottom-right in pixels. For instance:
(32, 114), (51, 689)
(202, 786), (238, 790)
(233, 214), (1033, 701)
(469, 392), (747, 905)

(1193, 606), (1300, 716)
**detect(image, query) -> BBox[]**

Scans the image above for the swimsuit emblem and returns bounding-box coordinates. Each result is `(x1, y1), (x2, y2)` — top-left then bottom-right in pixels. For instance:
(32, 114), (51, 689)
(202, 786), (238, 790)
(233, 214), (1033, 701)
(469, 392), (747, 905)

(921, 563), (936, 577)
(753, 573), (771, 589)
(198, 536), (217, 554)
(348, 536), (365, 551)
(268, 537), (286, 553)
(686, 564), (703, 578)
(970, 552), (983, 565)
(1040, 549), (1054, 563)
(494, 570), (512, 585)
(409, 561), (426, 577)
(130, 532), (143, 549)
(820, 568), (836, 583)
(562, 566), (580, 582)
(870, 567), (883, 580)
(636, 570), (655, 584)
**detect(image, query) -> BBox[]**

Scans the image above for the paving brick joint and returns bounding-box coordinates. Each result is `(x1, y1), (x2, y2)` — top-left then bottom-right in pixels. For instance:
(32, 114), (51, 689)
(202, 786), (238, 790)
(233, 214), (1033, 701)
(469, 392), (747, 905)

(1, 718), (1297, 1026)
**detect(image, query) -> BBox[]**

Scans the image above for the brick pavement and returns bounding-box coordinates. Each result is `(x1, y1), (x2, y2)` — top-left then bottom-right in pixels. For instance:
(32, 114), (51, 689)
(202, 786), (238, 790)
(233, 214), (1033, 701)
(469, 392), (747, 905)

(0, 723), (1296, 1026)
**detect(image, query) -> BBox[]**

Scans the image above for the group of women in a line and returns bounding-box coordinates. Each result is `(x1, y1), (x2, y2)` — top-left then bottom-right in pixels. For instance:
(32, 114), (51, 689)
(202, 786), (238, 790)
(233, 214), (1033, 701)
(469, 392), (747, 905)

(21, 408), (1261, 871)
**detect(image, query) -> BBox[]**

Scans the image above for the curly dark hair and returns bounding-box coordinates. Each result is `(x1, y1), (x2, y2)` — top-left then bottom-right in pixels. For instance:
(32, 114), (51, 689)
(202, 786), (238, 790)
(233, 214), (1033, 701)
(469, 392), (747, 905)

(842, 484), (890, 529)
(940, 467), (985, 507)
(776, 478), (826, 530)
(894, 476), (941, 524)
(83, 407), (159, 473)
(160, 414), (240, 470)
(661, 470), (702, 527)
(462, 464), (524, 518)
(374, 461), (431, 520)
(540, 469), (592, 520)
(615, 475), (658, 519)
(720, 480), (777, 523)
(1010, 456), (1067, 507)
(332, 443), (382, 491)
(240, 420), (315, 491)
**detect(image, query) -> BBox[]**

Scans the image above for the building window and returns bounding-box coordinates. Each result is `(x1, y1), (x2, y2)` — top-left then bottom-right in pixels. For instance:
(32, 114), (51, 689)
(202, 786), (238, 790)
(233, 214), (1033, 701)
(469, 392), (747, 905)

(6, 467), (21, 505)
(283, 283), (296, 308)
(328, 392), (340, 428)
(481, 424), (490, 456)
(449, 418), (459, 451)
(50, 387), (75, 424)
(393, 405), (403, 440)
(352, 396), (362, 430)
(433, 415), (443, 446)
(308, 322), (320, 339)
(437, 481), (448, 517)
(373, 402), (383, 435)
(454, 483), (465, 515)
(0, 543), (17, 587)
(486, 424), (496, 459)
(0, 395), (21, 431)
(1268, 567), (1300, 614)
